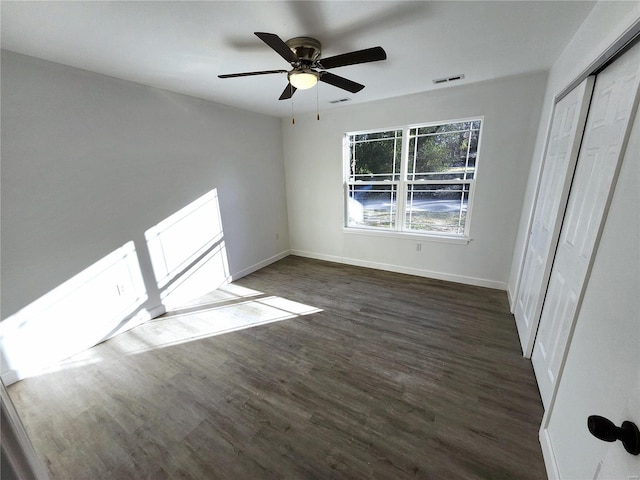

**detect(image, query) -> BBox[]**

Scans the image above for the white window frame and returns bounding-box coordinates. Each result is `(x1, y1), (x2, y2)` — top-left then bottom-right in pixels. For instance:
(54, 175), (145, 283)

(343, 117), (483, 243)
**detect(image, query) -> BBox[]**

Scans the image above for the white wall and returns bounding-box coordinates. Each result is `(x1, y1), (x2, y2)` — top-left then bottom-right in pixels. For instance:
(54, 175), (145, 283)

(505, 2), (640, 478)
(507, 0), (640, 302)
(1, 51), (289, 377)
(282, 71), (547, 289)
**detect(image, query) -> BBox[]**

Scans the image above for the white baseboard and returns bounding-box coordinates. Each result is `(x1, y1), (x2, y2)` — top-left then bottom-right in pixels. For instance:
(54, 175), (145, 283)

(506, 283), (516, 313)
(230, 250), (291, 281)
(1, 370), (20, 386)
(147, 304), (166, 319)
(290, 249), (507, 290)
(540, 425), (559, 480)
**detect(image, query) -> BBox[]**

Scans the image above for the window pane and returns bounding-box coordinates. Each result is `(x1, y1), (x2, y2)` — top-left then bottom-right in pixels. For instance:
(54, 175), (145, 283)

(347, 183), (397, 229)
(405, 183), (470, 234)
(408, 123), (479, 181)
(349, 130), (402, 181)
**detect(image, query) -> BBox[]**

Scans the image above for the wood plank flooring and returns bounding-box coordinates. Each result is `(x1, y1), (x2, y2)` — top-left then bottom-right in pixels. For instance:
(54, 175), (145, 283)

(8, 256), (546, 479)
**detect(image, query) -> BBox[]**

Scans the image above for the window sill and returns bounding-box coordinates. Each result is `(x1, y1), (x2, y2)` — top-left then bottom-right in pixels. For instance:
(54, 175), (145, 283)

(343, 227), (472, 245)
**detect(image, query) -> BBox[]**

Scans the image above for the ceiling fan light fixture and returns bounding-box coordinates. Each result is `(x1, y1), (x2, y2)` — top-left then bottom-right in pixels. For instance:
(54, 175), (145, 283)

(289, 70), (318, 90)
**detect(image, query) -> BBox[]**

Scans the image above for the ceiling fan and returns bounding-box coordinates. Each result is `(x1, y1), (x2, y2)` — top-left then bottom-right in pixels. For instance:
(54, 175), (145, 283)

(218, 32), (387, 100)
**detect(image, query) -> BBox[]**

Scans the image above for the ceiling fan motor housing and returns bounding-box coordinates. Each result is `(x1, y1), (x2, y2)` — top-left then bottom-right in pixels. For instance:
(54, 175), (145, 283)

(286, 37), (322, 66)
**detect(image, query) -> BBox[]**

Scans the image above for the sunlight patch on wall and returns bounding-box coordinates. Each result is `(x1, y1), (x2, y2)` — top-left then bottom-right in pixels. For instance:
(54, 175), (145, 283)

(159, 241), (230, 311)
(145, 188), (232, 312)
(146, 189), (224, 289)
(0, 241), (147, 382)
(1, 189), (238, 383)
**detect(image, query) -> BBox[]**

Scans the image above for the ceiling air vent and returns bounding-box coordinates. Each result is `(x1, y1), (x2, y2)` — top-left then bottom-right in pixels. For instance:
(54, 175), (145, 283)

(432, 74), (465, 85)
(329, 98), (352, 104)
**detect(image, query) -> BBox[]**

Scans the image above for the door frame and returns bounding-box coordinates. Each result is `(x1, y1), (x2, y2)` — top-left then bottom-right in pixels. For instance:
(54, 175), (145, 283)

(512, 18), (640, 358)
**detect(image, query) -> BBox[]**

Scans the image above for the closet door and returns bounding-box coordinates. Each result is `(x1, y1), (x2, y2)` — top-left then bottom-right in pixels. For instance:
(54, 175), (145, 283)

(514, 77), (593, 358)
(532, 41), (640, 409)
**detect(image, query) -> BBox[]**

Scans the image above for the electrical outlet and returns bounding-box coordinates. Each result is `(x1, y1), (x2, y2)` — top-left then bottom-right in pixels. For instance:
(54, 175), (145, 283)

(416, 243), (422, 252)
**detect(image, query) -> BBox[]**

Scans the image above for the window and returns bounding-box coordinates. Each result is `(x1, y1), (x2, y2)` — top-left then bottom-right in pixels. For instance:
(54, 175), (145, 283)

(345, 119), (482, 237)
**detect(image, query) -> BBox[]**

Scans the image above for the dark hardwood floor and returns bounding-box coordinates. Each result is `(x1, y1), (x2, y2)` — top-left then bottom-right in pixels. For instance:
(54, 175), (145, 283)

(8, 256), (546, 479)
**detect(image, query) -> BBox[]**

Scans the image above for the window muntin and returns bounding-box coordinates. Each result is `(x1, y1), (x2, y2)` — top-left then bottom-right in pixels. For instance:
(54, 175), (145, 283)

(348, 129), (402, 182)
(345, 119), (481, 237)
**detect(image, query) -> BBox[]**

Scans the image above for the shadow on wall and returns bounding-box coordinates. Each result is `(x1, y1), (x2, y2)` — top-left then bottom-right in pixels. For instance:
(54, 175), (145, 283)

(0, 188), (235, 382)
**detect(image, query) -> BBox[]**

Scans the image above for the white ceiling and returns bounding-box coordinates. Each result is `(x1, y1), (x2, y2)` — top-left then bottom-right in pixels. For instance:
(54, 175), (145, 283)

(1, 1), (595, 118)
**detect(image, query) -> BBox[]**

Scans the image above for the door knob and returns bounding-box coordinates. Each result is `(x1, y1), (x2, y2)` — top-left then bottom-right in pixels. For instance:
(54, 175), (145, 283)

(587, 415), (640, 455)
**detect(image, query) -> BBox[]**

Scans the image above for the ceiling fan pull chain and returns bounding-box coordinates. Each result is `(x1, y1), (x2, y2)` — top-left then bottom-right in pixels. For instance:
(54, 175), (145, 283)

(291, 86), (295, 125)
(316, 82), (320, 121)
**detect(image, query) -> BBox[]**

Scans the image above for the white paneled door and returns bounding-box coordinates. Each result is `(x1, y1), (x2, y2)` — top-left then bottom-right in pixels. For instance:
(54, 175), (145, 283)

(514, 77), (593, 358)
(532, 41), (640, 409)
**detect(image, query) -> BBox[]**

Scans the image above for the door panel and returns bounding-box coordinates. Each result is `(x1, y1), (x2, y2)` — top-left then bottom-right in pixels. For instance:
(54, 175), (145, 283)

(541, 100), (640, 480)
(532, 41), (640, 409)
(514, 77), (594, 357)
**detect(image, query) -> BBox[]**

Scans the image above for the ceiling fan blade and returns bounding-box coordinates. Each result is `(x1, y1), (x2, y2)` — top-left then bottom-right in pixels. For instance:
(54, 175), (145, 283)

(255, 32), (299, 64)
(318, 46), (387, 69)
(279, 83), (297, 100)
(218, 69), (288, 79)
(320, 72), (365, 93)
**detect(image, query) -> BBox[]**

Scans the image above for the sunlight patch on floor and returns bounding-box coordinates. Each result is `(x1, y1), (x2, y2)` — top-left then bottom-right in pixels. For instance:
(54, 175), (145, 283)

(110, 294), (322, 355)
(35, 283), (322, 375)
